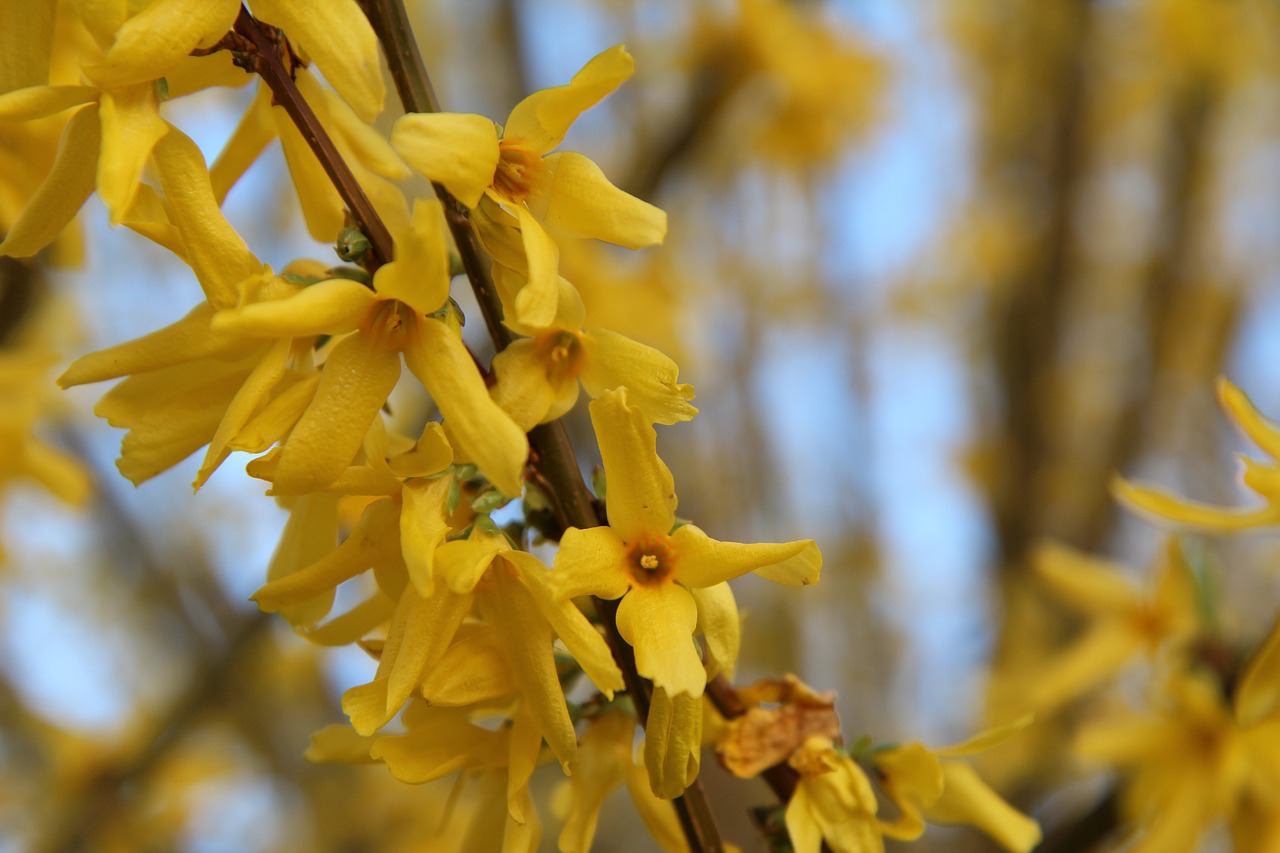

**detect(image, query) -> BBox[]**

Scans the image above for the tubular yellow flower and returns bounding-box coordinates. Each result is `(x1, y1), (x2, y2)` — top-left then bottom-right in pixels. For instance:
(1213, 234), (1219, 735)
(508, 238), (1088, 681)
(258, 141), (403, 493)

(785, 736), (883, 853)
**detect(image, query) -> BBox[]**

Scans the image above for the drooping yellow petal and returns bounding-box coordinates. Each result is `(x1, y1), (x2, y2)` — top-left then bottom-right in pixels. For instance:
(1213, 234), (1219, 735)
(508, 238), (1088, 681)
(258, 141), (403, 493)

(0, 105), (99, 259)
(434, 533), (505, 595)
(617, 583), (704, 697)
(623, 757), (691, 853)
(371, 707), (507, 783)
(1031, 540), (1138, 614)
(507, 703), (544, 824)
(927, 763), (1042, 853)
(273, 101), (345, 242)
(689, 583), (739, 680)
(501, 271), (586, 338)
(935, 715), (1036, 757)
(0, 85), (97, 123)
(512, 205), (560, 327)
(250, 0), (384, 121)
(559, 709), (634, 853)
(642, 686), (702, 799)
(671, 523), (820, 589)
(506, 550), (624, 698)
(163, 51), (249, 99)
(84, 0), (238, 89)
(420, 625), (516, 706)
(387, 421), (452, 478)
(98, 84), (169, 225)
(378, 585), (472, 732)
(550, 525), (631, 600)
(0, 0), (55, 93)
(479, 569), (578, 771)
(589, 387), (676, 542)
(273, 330), (400, 494)
(71, 0), (128, 50)
(194, 336), (290, 489)
(153, 127), (260, 309)
(399, 474), (454, 596)
(253, 496), (397, 612)
(211, 84), (275, 204)
(579, 328), (696, 425)
(228, 371), (319, 453)
(1113, 476), (1280, 531)
(872, 743), (940, 841)
(1236, 614), (1280, 727)
(403, 316), (528, 497)
(528, 152), (667, 249)
(391, 112), (499, 209)
(372, 197), (449, 316)
(503, 45), (634, 155)
(490, 339), (557, 432)
(211, 278), (375, 339)
(266, 492), (340, 628)
(305, 724), (377, 764)
(298, 69), (405, 180)
(1219, 377), (1280, 461)
(121, 183), (185, 257)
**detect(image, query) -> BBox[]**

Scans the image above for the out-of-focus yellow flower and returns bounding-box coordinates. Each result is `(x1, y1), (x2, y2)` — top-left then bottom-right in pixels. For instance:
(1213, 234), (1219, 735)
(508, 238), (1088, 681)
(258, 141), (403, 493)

(550, 388), (820, 796)
(1116, 378), (1280, 531)
(1021, 539), (1200, 711)
(785, 735), (883, 853)
(391, 45), (667, 327)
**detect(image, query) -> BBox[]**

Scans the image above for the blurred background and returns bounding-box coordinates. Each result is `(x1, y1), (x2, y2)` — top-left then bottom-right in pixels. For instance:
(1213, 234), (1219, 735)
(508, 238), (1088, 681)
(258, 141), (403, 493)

(5, 0), (1280, 850)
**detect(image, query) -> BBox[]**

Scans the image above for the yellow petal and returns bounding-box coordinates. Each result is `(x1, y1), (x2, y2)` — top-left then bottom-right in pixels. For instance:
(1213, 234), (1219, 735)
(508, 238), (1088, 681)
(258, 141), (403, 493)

(299, 69), (405, 180)
(872, 743), (940, 840)
(579, 328), (696, 425)
(420, 625), (516, 706)
(272, 331), (400, 493)
(162, 51), (249, 99)
(266, 492), (340, 628)
(98, 84), (169, 225)
(22, 440), (91, 506)
(0, 85), (97, 122)
(689, 583), (739, 680)
(503, 45), (634, 154)
(72, 0), (128, 51)
(1112, 476), (1280, 531)
(371, 707), (506, 783)
(211, 277), (375, 338)
(670, 523), (820, 589)
(272, 100), (345, 243)
(1030, 540), (1138, 614)
(194, 336), (290, 489)
(228, 371), (320, 453)
(927, 763), (1041, 853)
(250, 0), (384, 121)
(400, 475), (454, 596)
(622, 757), (691, 852)
(784, 786), (824, 853)
(0, 105), (99, 259)
(1236, 613), (1280, 727)
(550, 525), (631, 601)
(391, 112), (499, 208)
(252, 496), (398, 612)
(1026, 621), (1140, 711)
(588, 387), (676, 542)
(372, 197), (449, 316)
(490, 339), (557, 432)
(387, 421), (453, 478)
(512, 205), (560, 327)
(305, 723), (377, 764)
(403, 316), (528, 497)
(434, 533), (504, 595)
(617, 584), (704, 697)
(642, 686), (702, 799)
(378, 585), (472, 732)
(506, 550), (624, 698)
(935, 715), (1036, 757)
(153, 127), (260, 309)
(559, 709), (634, 853)
(0, 0), (55, 93)
(502, 272), (586, 338)
(480, 570), (579, 770)
(120, 183), (185, 258)
(211, 84), (275, 204)
(528, 152), (666, 249)
(1219, 377), (1280, 460)
(85, 0), (238, 89)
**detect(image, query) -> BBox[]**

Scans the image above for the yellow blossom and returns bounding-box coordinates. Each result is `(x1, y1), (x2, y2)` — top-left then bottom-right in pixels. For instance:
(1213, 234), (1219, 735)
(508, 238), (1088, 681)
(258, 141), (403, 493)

(785, 736), (883, 853)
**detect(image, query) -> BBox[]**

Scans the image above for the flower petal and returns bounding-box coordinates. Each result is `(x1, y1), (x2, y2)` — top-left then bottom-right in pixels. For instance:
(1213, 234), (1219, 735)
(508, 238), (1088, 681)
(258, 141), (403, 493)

(0, 0), (55, 92)
(503, 45), (634, 154)
(272, 99), (345, 242)
(559, 709), (633, 853)
(0, 85), (97, 123)
(399, 475), (454, 596)
(250, 0), (384, 121)
(642, 686), (702, 799)
(689, 583), (739, 680)
(265, 492), (341, 628)
(0, 105), (99, 259)
(550, 525), (630, 601)
(527, 152), (666, 249)
(1030, 540), (1138, 614)
(671, 523), (820, 589)
(616, 583), (704, 697)
(1112, 476), (1280, 531)
(927, 763), (1042, 853)
(1219, 377), (1280, 461)
(403, 316), (528, 497)
(98, 84), (169, 225)
(579, 328), (696, 424)
(211, 84), (275, 204)
(391, 112), (499, 209)
(273, 330), (401, 494)
(372, 197), (449, 316)
(212, 277), (375, 339)
(490, 339), (557, 432)
(1236, 614), (1280, 727)
(588, 387), (676, 542)
(85, 0), (239, 89)
(194, 336), (291, 489)
(512, 205), (560, 327)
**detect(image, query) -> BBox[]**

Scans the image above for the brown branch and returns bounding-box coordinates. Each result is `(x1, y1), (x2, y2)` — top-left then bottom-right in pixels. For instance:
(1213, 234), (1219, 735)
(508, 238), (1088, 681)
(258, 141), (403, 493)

(356, 2), (725, 849)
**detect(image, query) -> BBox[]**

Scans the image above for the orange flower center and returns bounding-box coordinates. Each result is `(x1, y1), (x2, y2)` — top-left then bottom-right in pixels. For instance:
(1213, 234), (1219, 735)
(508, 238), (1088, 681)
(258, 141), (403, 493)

(493, 141), (538, 202)
(625, 534), (676, 587)
(533, 329), (584, 386)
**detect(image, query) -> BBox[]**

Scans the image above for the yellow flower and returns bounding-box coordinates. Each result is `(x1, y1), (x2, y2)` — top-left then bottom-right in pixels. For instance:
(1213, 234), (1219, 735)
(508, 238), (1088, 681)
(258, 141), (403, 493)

(785, 736), (883, 853)
(1021, 539), (1200, 711)
(390, 45), (667, 326)
(489, 266), (697, 429)
(550, 388), (819, 793)
(1115, 377), (1280, 531)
